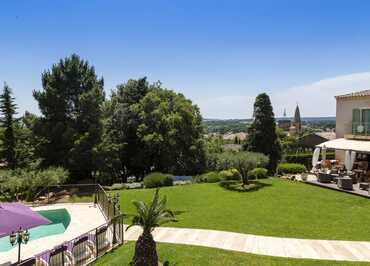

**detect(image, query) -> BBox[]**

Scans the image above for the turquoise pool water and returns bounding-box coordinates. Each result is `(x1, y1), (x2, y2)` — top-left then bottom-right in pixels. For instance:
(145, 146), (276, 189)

(0, 208), (71, 252)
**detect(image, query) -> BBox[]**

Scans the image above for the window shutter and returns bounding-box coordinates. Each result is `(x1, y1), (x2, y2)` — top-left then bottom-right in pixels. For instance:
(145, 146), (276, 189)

(352, 109), (360, 123)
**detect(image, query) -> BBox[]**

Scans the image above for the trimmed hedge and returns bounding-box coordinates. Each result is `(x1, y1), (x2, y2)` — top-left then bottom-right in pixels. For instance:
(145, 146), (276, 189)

(276, 163), (306, 175)
(248, 168), (268, 179)
(285, 152), (334, 168)
(195, 172), (222, 183)
(219, 168), (241, 181)
(143, 172), (173, 188)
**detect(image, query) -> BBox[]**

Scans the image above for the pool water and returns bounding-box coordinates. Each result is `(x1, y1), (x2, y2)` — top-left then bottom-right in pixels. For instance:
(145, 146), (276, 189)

(0, 208), (71, 252)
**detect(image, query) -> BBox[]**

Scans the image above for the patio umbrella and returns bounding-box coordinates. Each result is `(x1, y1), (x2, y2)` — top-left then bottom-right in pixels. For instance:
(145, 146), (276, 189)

(0, 203), (51, 238)
(350, 151), (356, 171)
(321, 145), (327, 161)
(344, 150), (351, 171)
(312, 147), (320, 168)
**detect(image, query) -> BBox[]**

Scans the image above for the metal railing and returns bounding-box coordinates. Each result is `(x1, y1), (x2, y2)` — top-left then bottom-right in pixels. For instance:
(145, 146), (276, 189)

(15, 184), (125, 266)
(352, 122), (370, 136)
(30, 214), (124, 266)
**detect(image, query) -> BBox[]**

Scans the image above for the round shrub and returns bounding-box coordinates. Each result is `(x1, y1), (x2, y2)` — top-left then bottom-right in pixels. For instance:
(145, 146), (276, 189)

(196, 172), (221, 183)
(219, 168), (241, 181)
(248, 168), (268, 179)
(276, 163), (306, 175)
(143, 172), (173, 188)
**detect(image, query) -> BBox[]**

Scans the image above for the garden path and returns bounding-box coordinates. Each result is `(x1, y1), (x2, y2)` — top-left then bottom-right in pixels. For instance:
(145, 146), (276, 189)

(125, 225), (370, 262)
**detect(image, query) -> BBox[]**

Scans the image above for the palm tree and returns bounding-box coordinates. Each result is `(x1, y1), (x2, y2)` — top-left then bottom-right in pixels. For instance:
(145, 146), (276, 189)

(127, 189), (176, 266)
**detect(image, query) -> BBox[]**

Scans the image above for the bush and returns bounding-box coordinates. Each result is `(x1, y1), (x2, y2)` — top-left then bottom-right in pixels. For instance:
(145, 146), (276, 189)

(0, 167), (69, 201)
(248, 168), (268, 179)
(219, 168), (241, 181)
(276, 163), (306, 175)
(195, 172), (221, 183)
(143, 172), (173, 188)
(285, 152), (334, 168)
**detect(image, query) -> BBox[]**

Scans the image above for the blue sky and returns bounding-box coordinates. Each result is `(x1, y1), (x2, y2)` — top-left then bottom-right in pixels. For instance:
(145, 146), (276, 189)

(2, 0), (370, 118)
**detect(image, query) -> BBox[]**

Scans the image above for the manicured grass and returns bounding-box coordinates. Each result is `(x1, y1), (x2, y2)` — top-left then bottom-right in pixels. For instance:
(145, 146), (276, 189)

(94, 242), (370, 266)
(119, 178), (370, 241)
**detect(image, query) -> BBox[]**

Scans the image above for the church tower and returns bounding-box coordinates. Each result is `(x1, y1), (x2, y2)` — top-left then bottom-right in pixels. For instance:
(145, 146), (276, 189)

(292, 104), (302, 133)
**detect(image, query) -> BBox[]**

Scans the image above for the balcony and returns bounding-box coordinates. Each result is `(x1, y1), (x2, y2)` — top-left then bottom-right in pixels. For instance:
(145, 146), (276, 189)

(345, 122), (370, 140)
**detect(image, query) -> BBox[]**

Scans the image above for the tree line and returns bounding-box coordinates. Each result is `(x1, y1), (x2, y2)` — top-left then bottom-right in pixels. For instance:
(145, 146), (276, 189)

(0, 54), (205, 184)
(0, 54), (282, 186)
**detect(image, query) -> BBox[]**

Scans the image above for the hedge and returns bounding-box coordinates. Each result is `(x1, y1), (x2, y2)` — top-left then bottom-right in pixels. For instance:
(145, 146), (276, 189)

(195, 172), (222, 183)
(285, 152), (334, 168)
(143, 172), (173, 188)
(248, 168), (268, 179)
(276, 163), (306, 175)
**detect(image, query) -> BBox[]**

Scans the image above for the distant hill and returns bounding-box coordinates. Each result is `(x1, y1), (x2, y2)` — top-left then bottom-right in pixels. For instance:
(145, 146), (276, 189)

(204, 117), (336, 122)
(203, 117), (336, 134)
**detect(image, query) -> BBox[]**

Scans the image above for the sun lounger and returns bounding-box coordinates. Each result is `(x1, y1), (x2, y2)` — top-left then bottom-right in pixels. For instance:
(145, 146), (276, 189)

(72, 236), (95, 265)
(49, 245), (74, 266)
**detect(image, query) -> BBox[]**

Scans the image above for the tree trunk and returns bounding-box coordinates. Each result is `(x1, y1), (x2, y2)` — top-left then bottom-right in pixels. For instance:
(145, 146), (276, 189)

(132, 231), (158, 266)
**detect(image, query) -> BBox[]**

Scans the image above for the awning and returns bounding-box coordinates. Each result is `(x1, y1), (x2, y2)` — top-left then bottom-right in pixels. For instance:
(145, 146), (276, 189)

(316, 138), (370, 153)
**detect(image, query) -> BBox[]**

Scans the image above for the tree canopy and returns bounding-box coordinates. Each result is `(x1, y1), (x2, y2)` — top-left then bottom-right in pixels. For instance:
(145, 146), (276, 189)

(0, 83), (17, 169)
(33, 54), (105, 180)
(245, 93), (281, 172)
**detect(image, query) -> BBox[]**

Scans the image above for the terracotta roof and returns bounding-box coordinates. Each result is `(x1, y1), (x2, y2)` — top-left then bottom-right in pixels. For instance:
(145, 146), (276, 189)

(335, 89), (370, 99)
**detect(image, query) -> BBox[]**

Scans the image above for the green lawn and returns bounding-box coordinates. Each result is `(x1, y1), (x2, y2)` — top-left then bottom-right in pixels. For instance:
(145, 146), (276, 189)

(119, 178), (370, 241)
(94, 242), (370, 266)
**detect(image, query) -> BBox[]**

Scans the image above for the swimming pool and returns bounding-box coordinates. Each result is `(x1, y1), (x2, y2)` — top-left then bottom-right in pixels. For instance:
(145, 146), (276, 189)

(0, 208), (71, 252)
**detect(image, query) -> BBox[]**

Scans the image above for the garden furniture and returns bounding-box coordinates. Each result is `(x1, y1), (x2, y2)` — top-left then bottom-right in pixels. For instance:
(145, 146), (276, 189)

(72, 236), (95, 265)
(337, 177), (353, 190)
(359, 182), (370, 190)
(318, 172), (333, 183)
(49, 245), (74, 266)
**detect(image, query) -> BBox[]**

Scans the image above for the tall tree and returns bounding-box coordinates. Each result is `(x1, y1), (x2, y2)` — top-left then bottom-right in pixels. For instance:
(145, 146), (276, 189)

(33, 54), (105, 180)
(245, 93), (281, 171)
(102, 78), (206, 182)
(0, 83), (17, 168)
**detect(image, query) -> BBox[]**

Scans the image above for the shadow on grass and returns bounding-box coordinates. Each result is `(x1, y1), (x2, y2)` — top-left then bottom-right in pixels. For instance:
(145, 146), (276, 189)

(219, 180), (272, 193)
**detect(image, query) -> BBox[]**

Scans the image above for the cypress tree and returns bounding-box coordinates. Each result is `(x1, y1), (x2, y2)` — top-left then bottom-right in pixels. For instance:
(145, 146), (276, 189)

(245, 93), (281, 172)
(0, 83), (17, 169)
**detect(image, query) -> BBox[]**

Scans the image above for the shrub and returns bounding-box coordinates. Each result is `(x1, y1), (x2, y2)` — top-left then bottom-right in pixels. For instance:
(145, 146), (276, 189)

(285, 152), (334, 168)
(248, 168), (268, 179)
(0, 167), (69, 201)
(143, 172), (173, 188)
(195, 172), (221, 183)
(219, 168), (241, 181)
(276, 163), (306, 175)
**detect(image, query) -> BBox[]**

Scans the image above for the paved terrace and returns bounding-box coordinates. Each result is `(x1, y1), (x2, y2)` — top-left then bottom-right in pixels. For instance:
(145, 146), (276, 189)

(0, 203), (106, 266)
(125, 226), (370, 262)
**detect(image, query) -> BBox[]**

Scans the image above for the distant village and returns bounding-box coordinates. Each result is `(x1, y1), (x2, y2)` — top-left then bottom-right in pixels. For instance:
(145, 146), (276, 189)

(204, 105), (336, 152)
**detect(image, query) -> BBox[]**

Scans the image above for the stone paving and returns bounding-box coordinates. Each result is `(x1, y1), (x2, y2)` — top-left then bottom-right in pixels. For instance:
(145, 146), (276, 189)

(125, 226), (370, 262)
(0, 203), (106, 266)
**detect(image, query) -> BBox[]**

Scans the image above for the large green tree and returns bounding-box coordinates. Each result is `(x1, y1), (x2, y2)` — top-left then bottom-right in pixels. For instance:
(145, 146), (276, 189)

(245, 93), (281, 172)
(102, 78), (206, 182)
(33, 54), (105, 180)
(0, 83), (17, 169)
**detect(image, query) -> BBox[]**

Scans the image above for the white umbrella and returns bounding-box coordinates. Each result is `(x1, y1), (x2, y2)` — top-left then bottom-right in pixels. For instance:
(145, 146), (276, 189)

(344, 150), (351, 171)
(312, 147), (320, 168)
(350, 151), (356, 171)
(321, 145), (327, 161)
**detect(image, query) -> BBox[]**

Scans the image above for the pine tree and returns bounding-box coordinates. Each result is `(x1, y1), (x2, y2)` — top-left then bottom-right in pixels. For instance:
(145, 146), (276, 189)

(0, 83), (17, 168)
(245, 93), (281, 172)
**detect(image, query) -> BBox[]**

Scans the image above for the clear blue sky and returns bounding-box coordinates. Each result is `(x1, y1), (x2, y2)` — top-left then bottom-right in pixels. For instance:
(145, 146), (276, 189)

(2, 0), (370, 118)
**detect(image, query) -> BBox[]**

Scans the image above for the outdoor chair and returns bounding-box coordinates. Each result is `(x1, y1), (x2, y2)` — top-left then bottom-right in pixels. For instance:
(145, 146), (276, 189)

(72, 236), (95, 265)
(49, 245), (74, 266)
(318, 172), (333, 183)
(337, 177), (353, 190)
(359, 182), (370, 190)
(95, 226), (111, 256)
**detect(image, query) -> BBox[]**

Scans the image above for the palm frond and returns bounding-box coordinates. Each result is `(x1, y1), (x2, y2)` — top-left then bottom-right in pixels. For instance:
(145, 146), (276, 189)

(127, 188), (176, 232)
